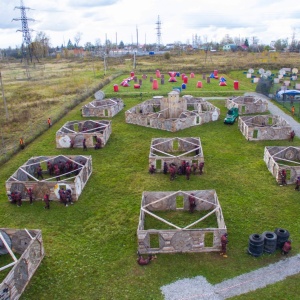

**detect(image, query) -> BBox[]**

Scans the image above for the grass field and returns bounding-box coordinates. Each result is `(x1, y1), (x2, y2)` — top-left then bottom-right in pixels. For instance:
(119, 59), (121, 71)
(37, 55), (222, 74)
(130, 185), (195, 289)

(1, 52), (300, 299)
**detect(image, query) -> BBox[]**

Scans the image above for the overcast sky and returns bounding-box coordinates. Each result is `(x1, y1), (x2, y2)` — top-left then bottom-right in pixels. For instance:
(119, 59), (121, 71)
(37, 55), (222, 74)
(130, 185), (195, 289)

(1, 0), (300, 49)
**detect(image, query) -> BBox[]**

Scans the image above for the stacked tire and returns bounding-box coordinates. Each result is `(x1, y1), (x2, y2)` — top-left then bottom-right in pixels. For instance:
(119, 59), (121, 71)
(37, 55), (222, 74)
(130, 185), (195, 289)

(248, 233), (264, 257)
(262, 231), (277, 254)
(274, 228), (290, 249)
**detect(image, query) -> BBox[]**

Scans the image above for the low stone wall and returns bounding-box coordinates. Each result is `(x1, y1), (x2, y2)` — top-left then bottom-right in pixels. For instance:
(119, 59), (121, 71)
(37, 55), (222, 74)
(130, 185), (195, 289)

(264, 146), (300, 184)
(226, 95), (268, 114)
(82, 98), (124, 118)
(239, 115), (291, 140)
(56, 120), (112, 148)
(149, 137), (204, 172)
(137, 190), (226, 254)
(5, 155), (92, 201)
(0, 228), (44, 300)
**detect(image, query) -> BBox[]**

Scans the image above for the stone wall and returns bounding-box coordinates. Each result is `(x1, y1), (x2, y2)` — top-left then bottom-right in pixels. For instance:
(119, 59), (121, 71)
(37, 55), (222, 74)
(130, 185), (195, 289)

(226, 96), (268, 114)
(81, 98), (124, 117)
(0, 228), (44, 300)
(56, 120), (112, 148)
(5, 155), (92, 201)
(137, 190), (226, 254)
(239, 115), (291, 141)
(264, 146), (300, 184)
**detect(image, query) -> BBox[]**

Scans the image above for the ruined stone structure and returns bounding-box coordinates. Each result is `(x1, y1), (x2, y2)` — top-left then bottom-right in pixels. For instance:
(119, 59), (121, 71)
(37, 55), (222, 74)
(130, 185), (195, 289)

(81, 98), (124, 118)
(239, 115), (291, 141)
(56, 120), (111, 148)
(226, 95), (268, 114)
(125, 91), (220, 132)
(137, 190), (226, 254)
(149, 137), (204, 171)
(264, 146), (300, 184)
(0, 228), (44, 300)
(6, 155), (92, 201)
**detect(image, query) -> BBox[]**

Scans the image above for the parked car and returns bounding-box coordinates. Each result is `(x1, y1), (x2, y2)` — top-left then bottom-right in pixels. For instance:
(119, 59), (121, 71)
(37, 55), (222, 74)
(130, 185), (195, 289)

(224, 107), (239, 124)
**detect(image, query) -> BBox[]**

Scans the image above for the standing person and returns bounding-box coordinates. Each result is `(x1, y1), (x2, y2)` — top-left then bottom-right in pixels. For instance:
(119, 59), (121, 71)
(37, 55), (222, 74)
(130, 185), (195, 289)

(169, 164), (176, 181)
(199, 162), (205, 175)
(44, 193), (50, 209)
(163, 162), (168, 175)
(149, 164), (156, 174)
(47, 161), (53, 175)
(83, 138), (87, 151)
(27, 188), (33, 205)
(181, 161), (187, 175)
(188, 193), (196, 213)
(281, 240), (292, 255)
(220, 233), (228, 258)
(291, 105), (295, 116)
(279, 169), (287, 186)
(36, 165), (44, 180)
(19, 137), (25, 149)
(192, 162), (198, 175)
(289, 130), (295, 142)
(295, 176), (300, 191)
(54, 165), (61, 181)
(186, 163), (191, 180)
(47, 117), (52, 128)
(16, 191), (22, 207)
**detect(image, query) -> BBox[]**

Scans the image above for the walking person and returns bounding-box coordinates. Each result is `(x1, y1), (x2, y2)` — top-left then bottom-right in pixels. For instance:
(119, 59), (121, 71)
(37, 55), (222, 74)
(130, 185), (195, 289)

(188, 193), (196, 213)
(220, 233), (228, 258)
(44, 193), (50, 209)
(47, 117), (52, 128)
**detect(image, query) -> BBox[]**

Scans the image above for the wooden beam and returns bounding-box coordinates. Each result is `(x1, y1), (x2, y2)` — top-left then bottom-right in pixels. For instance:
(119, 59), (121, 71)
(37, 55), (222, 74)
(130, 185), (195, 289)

(19, 167), (39, 182)
(183, 206), (219, 229)
(143, 190), (179, 208)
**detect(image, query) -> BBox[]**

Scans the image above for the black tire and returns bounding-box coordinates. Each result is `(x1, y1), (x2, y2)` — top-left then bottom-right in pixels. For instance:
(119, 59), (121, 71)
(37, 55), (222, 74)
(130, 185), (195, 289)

(248, 233), (264, 257)
(262, 231), (277, 254)
(274, 228), (290, 249)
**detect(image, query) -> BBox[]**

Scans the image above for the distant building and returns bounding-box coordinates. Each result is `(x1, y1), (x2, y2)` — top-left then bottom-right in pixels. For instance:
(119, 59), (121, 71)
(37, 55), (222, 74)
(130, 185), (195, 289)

(222, 44), (237, 51)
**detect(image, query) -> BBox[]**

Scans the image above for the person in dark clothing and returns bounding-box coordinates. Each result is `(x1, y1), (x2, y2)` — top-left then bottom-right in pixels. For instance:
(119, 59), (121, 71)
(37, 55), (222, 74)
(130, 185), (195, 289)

(149, 164), (156, 174)
(83, 138), (87, 151)
(66, 189), (74, 205)
(279, 169), (287, 186)
(295, 176), (300, 191)
(186, 163), (191, 180)
(192, 162), (198, 175)
(47, 118), (52, 128)
(37, 165), (44, 179)
(289, 130), (295, 142)
(54, 166), (61, 181)
(169, 164), (176, 181)
(47, 161), (53, 175)
(94, 137), (102, 150)
(281, 240), (292, 255)
(188, 193), (196, 213)
(27, 188), (33, 205)
(44, 193), (50, 209)
(195, 146), (200, 156)
(136, 251), (156, 266)
(181, 161), (186, 175)
(220, 233), (228, 258)
(16, 191), (22, 207)
(163, 162), (168, 175)
(70, 139), (75, 149)
(199, 162), (205, 175)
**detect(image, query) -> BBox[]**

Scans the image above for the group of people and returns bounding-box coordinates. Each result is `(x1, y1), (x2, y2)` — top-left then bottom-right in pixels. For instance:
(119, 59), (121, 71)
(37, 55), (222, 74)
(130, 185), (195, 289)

(58, 188), (74, 207)
(160, 161), (204, 181)
(46, 159), (83, 181)
(9, 187), (37, 206)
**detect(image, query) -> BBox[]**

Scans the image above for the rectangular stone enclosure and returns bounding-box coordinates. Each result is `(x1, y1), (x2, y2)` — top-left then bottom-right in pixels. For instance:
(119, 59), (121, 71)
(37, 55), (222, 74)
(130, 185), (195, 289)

(81, 98), (124, 117)
(6, 155), (92, 201)
(0, 228), (44, 300)
(149, 137), (204, 171)
(264, 146), (300, 184)
(56, 120), (112, 148)
(137, 190), (226, 254)
(239, 115), (291, 141)
(226, 95), (268, 114)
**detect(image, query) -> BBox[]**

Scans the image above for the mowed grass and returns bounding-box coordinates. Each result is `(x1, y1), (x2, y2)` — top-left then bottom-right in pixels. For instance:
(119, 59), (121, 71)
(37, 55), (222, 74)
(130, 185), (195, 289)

(1, 85), (300, 300)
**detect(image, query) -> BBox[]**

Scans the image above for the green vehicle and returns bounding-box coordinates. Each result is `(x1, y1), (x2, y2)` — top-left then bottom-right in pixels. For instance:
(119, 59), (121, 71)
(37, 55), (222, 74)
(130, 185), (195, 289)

(224, 107), (239, 124)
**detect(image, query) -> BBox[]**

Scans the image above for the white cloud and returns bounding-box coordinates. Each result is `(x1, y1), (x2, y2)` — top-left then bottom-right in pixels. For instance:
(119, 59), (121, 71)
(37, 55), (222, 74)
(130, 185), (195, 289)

(1, 0), (300, 48)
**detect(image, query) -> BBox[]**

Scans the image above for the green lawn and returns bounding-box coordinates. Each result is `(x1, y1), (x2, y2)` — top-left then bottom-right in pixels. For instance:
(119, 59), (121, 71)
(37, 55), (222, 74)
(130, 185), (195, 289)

(1, 72), (300, 299)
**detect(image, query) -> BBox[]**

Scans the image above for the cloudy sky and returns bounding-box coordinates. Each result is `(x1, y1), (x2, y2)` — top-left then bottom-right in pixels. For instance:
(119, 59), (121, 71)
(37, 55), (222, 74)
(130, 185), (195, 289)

(1, 0), (300, 49)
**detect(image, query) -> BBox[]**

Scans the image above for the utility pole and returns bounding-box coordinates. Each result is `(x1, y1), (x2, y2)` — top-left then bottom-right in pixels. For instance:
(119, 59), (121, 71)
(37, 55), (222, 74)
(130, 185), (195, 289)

(0, 72), (9, 121)
(155, 15), (162, 51)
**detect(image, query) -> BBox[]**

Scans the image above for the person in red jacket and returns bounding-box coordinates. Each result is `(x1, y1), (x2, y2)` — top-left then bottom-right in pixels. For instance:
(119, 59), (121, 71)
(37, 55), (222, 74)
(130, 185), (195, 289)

(188, 193), (196, 213)
(282, 240), (292, 255)
(136, 251), (156, 266)
(186, 163), (191, 180)
(44, 193), (50, 209)
(220, 233), (228, 258)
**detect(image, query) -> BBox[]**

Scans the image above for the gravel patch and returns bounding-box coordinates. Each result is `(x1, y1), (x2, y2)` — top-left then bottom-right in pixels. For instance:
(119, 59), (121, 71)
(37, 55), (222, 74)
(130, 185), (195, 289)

(161, 255), (300, 300)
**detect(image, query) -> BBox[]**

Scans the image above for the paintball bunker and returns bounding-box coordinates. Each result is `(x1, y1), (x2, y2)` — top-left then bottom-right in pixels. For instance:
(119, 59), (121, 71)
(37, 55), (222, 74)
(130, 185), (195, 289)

(137, 190), (226, 254)
(5, 155), (92, 201)
(56, 120), (111, 148)
(226, 95), (268, 114)
(0, 228), (44, 300)
(149, 137), (204, 171)
(125, 91), (220, 132)
(81, 98), (124, 118)
(264, 146), (300, 184)
(239, 115), (292, 141)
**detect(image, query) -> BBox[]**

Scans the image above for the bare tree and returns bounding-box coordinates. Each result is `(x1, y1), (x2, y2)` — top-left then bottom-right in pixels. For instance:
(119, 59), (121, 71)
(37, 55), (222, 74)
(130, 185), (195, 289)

(74, 32), (83, 48)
